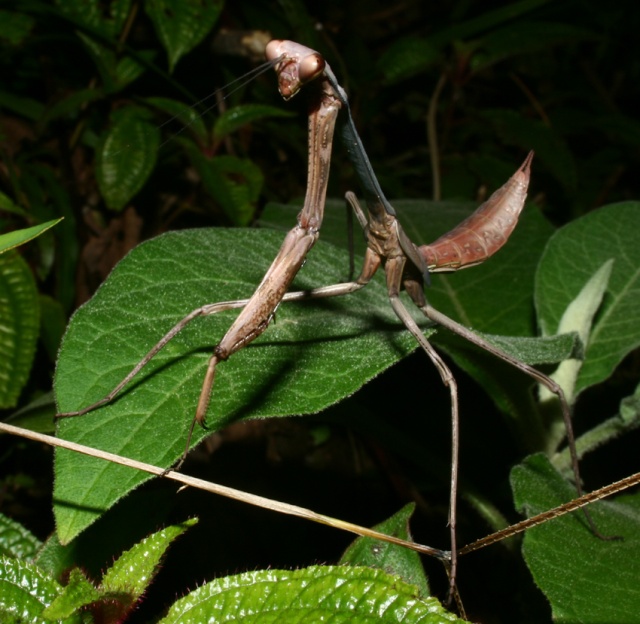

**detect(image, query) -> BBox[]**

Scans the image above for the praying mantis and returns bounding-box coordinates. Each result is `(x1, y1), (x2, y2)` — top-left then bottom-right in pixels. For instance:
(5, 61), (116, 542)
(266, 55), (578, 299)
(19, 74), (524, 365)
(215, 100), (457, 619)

(55, 40), (609, 602)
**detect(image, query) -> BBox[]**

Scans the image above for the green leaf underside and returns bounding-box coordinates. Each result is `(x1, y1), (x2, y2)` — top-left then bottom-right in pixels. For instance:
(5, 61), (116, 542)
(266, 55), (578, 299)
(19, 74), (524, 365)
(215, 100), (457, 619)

(535, 202), (640, 396)
(158, 565), (467, 624)
(54, 228), (431, 542)
(511, 455), (640, 624)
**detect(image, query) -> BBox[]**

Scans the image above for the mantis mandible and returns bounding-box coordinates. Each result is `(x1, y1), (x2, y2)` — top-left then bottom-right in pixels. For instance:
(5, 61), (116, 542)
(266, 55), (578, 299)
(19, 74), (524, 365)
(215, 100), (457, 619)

(56, 40), (608, 601)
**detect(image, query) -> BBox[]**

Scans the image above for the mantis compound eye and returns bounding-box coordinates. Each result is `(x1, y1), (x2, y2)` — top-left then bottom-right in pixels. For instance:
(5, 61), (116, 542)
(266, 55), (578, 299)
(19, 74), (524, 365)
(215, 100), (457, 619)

(265, 39), (285, 62)
(298, 53), (325, 84)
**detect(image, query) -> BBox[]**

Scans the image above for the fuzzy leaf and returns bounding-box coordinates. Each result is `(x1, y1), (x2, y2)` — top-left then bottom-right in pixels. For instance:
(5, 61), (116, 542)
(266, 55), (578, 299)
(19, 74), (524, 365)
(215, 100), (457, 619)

(158, 565), (468, 623)
(0, 556), (81, 624)
(511, 454), (640, 624)
(43, 568), (100, 620)
(101, 518), (197, 599)
(535, 202), (640, 396)
(54, 228), (430, 542)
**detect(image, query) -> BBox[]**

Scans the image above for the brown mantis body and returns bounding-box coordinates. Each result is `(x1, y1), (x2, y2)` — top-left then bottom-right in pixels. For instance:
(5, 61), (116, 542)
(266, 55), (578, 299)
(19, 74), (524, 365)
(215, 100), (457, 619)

(57, 40), (607, 602)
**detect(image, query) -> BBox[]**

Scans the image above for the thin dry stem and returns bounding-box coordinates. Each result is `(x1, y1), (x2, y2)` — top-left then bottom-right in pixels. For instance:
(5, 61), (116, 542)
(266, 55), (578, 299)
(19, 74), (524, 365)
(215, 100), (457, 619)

(0, 422), (448, 560)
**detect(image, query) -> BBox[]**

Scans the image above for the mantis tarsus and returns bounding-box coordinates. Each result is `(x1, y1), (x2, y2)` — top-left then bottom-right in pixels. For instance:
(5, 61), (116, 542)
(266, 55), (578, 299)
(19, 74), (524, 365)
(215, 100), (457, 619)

(56, 39), (609, 601)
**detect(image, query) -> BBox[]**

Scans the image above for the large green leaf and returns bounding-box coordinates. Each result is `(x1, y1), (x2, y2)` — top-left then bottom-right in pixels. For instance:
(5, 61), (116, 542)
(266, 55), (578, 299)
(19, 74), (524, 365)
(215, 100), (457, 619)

(54, 195), (560, 542)
(535, 202), (640, 396)
(54, 228), (429, 542)
(511, 454), (640, 624)
(158, 565), (467, 623)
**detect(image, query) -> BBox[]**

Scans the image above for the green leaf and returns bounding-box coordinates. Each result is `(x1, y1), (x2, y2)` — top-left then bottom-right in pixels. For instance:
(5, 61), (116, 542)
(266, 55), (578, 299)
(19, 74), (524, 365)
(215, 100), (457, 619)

(213, 104), (295, 141)
(0, 191), (28, 217)
(540, 260), (613, 404)
(430, 0), (554, 47)
(0, 218), (64, 254)
(0, 10), (34, 45)
(158, 565), (467, 623)
(43, 568), (100, 620)
(145, 96), (208, 141)
(263, 198), (555, 336)
(470, 21), (598, 72)
(378, 37), (440, 84)
(511, 454), (640, 624)
(535, 202), (640, 396)
(145, 0), (224, 72)
(470, 331), (581, 365)
(40, 519), (195, 620)
(0, 556), (80, 624)
(101, 518), (196, 599)
(40, 88), (103, 126)
(340, 504), (430, 597)
(264, 198), (557, 432)
(0, 513), (42, 560)
(0, 252), (40, 409)
(6, 392), (56, 434)
(54, 228), (430, 542)
(185, 145), (263, 225)
(114, 49), (156, 87)
(54, 0), (133, 35)
(96, 106), (160, 211)
(55, 0), (139, 91)
(0, 91), (44, 122)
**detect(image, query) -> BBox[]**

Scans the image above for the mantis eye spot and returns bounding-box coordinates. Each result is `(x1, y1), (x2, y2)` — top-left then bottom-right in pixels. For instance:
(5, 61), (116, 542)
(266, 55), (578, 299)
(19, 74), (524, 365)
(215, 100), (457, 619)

(299, 53), (325, 83)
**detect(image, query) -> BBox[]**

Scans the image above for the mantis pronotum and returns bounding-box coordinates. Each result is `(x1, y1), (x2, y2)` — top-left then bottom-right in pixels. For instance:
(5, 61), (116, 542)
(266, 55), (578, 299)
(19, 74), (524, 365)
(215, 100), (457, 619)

(56, 39), (608, 602)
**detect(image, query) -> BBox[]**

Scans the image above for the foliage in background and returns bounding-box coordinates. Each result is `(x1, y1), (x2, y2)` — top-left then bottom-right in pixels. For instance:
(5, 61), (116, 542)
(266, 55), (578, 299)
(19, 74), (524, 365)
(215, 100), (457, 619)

(1, 1), (639, 622)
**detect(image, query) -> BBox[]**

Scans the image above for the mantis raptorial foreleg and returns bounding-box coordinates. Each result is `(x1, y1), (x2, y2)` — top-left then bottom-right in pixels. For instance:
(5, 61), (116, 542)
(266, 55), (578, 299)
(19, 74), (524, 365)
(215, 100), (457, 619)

(58, 45), (342, 465)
